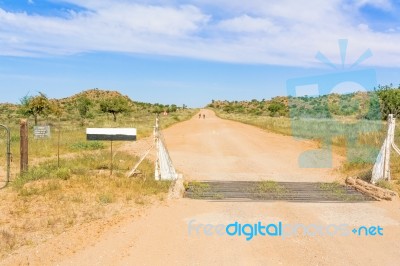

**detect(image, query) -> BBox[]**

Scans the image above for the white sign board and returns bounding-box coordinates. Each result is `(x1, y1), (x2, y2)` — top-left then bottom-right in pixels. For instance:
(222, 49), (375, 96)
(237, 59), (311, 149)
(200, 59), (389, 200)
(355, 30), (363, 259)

(86, 128), (137, 141)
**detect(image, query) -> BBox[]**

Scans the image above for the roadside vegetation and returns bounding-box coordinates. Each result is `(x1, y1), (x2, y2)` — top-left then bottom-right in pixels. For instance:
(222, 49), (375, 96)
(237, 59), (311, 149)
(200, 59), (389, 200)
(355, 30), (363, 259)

(209, 86), (400, 192)
(0, 89), (196, 258)
(0, 89), (195, 162)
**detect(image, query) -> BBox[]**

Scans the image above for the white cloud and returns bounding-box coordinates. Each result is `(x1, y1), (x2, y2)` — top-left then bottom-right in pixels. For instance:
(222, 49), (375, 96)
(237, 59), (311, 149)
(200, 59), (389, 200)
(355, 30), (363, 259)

(217, 15), (281, 33)
(358, 23), (370, 31)
(92, 4), (209, 36)
(0, 4), (209, 54)
(353, 0), (392, 10)
(0, 0), (400, 67)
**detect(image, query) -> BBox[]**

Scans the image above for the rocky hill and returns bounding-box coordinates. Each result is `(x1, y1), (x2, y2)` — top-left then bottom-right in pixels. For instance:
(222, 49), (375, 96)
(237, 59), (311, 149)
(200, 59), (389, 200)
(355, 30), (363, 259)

(59, 89), (133, 105)
(0, 89), (180, 123)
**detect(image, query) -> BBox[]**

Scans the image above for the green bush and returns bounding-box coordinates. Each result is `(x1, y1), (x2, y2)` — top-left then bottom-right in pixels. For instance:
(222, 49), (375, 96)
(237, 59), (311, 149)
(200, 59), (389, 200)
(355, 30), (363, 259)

(14, 168), (48, 189)
(71, 141), (105, 151)
(377, 86), (400, 119)
(376, 180), (393, 190)
(97, 193), (115, 204)
(56, 167), (71, 180)
(13, 162), (71, 189)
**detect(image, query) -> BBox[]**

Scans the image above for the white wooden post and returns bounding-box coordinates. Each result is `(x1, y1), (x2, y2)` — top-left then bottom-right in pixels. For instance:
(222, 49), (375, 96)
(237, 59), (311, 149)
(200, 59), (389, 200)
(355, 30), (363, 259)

(154, 116), (160, 181)
(384, 114), (395, 181)
(392, 118), (399, 155)
(153, 116), (179, 181)
(371, 114), (396, 184)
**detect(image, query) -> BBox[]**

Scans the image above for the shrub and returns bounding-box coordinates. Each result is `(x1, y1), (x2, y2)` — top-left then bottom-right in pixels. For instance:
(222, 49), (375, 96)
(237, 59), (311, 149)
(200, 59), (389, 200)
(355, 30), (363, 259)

(98, 193), (115, 204)
(376, 180), (393, 190)
(56, 168), (71, 180)
(71, 141), (104, 151)
(377, 86), (400, 119)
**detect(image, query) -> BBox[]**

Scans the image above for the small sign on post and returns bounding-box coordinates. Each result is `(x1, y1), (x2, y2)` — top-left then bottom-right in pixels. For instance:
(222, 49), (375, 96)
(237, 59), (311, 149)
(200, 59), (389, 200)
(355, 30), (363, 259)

(34, 126), (51, 139)
(86, 128), (137, 176)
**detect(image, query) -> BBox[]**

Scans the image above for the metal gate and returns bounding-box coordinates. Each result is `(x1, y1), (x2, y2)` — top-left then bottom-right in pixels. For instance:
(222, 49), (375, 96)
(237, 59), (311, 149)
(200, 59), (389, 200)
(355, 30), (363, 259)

(0, 124), (11, 188)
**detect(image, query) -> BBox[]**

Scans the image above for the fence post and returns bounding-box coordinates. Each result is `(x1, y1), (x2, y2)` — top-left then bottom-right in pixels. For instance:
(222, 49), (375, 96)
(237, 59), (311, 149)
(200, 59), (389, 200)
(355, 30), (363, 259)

(0, 124), (11, 188)
(110, 140), (113, 176)
(20, 119), (29, 174)
(6, 126), (10, 185)
(154, 116), (160, 181)
(57, 119), (61, 168)
(384, 114), (395, 181)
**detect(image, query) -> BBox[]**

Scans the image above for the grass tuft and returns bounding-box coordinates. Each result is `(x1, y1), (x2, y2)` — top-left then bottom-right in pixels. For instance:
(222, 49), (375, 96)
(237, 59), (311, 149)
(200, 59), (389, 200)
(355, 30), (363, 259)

(376, 180), (393, 190)
(71, 141), (105, 151)
(0, 229), (16, 251)
(256, 181), (286, 194)
(97, 192), (115, 205)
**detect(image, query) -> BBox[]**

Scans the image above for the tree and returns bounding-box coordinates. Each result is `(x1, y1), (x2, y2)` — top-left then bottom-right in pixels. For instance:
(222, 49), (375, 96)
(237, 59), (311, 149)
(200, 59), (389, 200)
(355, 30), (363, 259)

(377, 86), (400, 119)
(268, 102), (286, 116)
(76, 96), (92, 119)
(151, 103), (164, 114)
(168, 104), (178, 113)
(19, 92), (52, 125)
(100, 95), (130, 122)
(51, 100), (63, 119)
(361, 93), (381, 120)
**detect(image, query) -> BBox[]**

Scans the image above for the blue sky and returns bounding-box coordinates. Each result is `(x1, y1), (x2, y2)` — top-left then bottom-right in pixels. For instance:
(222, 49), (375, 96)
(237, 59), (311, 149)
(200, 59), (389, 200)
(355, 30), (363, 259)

(0, 0), (400, 107)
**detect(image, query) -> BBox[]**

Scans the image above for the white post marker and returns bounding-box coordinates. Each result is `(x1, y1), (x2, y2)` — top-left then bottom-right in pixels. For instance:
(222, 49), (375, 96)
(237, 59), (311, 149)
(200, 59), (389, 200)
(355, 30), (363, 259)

(371, 114), (397, 184)
(86, 128), (137, 176)
(384, 114), (395, 181)
(153, 117), (179, 181)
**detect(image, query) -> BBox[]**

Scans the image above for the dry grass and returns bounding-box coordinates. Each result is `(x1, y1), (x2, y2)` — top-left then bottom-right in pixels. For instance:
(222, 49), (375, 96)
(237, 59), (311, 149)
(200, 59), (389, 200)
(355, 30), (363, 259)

(0, 108), (197, 259)
(0, 108), (197, 161)
(0, 151), (171, 259)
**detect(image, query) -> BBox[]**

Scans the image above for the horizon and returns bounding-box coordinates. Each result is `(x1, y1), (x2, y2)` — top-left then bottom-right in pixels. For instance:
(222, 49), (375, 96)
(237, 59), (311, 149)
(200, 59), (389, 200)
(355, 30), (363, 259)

(1, 1), (400, 107)
(0, 87), (389, 108)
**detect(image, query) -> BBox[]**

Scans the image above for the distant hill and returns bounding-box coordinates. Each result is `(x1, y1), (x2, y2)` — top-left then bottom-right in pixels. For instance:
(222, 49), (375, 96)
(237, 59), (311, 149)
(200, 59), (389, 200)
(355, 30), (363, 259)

(0, 88), (182, 123)
(59, 88), (133, 105)
(0, 89), (132, 108)
(208, 90), (383, 120)
(0, 103), (19, 120)
(59, 89), (179, 113)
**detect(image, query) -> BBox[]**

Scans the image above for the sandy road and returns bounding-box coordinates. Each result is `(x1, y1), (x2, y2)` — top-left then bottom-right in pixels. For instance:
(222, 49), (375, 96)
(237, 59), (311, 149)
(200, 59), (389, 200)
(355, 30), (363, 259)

(2, 110), (400, 266)
(163, 109), (343, 183)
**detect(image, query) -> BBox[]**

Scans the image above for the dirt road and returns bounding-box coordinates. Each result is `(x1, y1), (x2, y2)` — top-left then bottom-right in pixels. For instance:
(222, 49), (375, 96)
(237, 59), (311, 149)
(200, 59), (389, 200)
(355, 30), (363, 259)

(2, 110), (400, 265)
